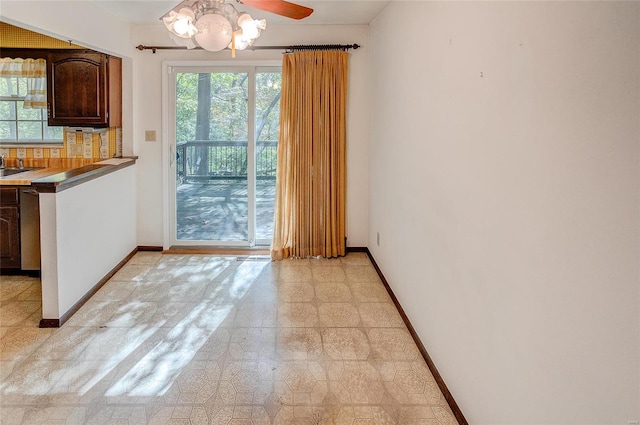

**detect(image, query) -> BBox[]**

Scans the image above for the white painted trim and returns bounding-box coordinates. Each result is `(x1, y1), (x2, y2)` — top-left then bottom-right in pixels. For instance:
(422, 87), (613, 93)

(39, 192), (59, 318)
(162, 60), (281, 68)
(247, 70), (257, 247)
(162, 61), (281, 248)
(161, 62), (172, 250)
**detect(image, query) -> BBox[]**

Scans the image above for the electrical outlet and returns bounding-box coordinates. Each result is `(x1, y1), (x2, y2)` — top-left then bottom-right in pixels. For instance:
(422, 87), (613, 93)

(98, 131), (108, 158)
(83, 133), (93, 158)
(74, 144), (83, 155)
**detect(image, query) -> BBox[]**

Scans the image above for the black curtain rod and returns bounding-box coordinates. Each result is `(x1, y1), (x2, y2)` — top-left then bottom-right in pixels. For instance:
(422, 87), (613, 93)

(135, 44), (360, 54)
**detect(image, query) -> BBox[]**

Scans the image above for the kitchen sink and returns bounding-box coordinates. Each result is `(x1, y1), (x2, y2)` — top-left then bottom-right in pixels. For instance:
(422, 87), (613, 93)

(0, 167), (41, 177)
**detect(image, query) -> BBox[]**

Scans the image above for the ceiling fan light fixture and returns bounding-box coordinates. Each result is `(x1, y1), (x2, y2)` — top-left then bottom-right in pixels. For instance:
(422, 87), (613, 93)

(162, 0), (271, 54)
(162, 0), (312, 55)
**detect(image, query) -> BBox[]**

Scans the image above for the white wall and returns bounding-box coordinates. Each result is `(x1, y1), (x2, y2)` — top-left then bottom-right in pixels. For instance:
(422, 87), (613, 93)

(132, 24), (370, 247)
(369, 2), (639, 424)
(40, 165), (137, 319)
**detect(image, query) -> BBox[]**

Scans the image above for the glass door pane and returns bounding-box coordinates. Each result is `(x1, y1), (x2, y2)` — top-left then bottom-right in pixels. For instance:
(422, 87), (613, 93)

(255, 71), (280, 244)
(175, 71), (249, 242)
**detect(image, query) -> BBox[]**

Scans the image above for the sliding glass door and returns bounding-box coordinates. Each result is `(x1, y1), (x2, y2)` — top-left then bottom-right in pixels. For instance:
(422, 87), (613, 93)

(168, 66), (280, 247)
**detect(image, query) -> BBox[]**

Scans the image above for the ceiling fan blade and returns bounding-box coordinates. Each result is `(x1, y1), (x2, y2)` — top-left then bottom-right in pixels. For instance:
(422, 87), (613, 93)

(240, 0), (313, 20)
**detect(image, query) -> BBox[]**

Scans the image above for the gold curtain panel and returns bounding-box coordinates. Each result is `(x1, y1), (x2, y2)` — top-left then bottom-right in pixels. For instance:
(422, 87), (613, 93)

(271, 50), (349, 260)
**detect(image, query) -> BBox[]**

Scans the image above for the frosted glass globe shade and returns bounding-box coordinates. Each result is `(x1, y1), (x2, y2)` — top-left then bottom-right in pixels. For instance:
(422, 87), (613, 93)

(194, 13), (232, 52)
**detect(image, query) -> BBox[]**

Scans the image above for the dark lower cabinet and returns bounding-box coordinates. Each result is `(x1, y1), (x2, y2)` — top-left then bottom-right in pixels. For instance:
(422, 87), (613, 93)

(0, 188), (20, 270)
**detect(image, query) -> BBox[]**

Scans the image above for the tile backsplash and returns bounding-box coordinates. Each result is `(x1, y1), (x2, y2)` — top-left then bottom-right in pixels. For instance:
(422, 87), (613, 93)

(0, 127), (122, 162)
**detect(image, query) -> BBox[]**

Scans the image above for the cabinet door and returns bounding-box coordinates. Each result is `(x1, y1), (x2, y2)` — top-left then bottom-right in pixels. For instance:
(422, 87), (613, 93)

(47, 51), (108, 127)
(0, 206), (20, 269)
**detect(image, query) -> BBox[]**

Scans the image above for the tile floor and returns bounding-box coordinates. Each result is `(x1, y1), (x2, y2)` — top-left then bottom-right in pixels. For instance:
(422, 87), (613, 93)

(0, 252), (459, 425)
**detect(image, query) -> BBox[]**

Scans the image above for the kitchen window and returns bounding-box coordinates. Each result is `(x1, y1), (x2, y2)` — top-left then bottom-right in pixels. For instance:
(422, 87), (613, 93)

(0, 59), (63, 145)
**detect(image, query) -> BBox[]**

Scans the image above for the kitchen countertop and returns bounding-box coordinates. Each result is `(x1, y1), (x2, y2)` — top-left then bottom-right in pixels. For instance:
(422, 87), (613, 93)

(0, 157), (137, 192)
(0, 166), (71, 186)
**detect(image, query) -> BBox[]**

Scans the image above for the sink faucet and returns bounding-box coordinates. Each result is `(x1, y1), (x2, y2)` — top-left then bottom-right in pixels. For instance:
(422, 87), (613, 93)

(18, 158), (24, 169)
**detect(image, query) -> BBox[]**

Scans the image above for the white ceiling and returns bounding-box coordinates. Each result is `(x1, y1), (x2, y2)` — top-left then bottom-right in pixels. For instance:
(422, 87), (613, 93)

(89, 0), (390, 25)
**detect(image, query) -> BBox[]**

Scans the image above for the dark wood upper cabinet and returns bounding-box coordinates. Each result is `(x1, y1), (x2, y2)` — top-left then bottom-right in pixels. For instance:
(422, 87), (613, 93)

(47, 50), (121, 128)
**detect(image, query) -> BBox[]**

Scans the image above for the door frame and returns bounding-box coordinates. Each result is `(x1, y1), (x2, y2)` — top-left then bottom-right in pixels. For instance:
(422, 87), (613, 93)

(161, 60), (281, 250)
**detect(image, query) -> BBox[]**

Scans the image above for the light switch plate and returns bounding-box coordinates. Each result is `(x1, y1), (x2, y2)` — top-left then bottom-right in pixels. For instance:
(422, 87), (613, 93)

(145, 130), (156, 142)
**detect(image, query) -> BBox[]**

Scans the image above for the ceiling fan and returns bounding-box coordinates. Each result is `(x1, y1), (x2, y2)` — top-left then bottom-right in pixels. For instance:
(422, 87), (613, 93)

(161, 0), (313, 52)
(236, 0), (313, 20)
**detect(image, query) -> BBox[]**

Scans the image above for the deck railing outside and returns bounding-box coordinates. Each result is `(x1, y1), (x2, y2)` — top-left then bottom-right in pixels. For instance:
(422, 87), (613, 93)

(176, 140), (277, 182)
